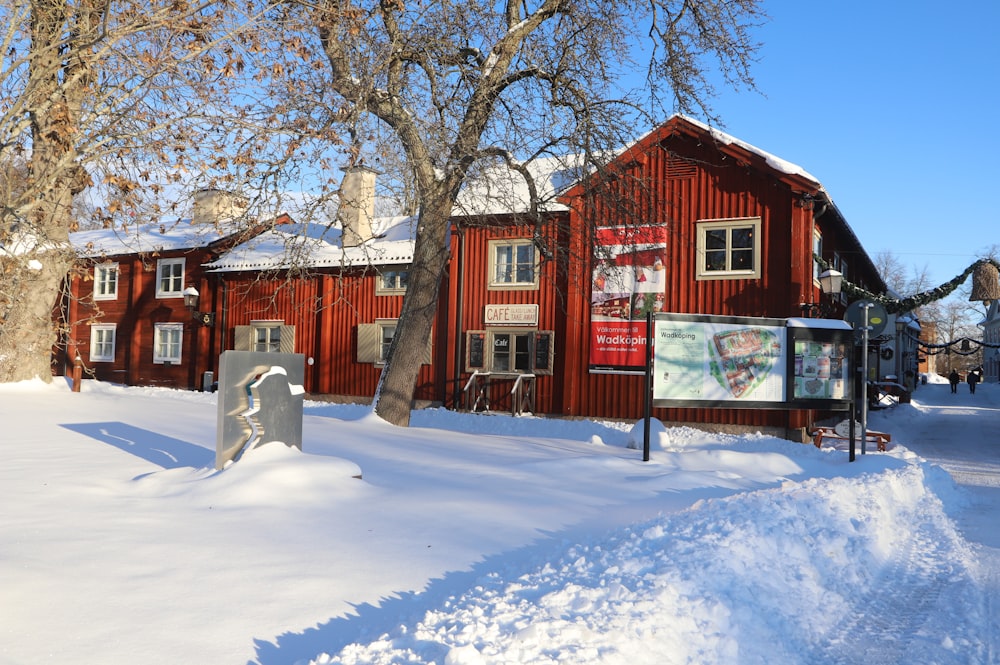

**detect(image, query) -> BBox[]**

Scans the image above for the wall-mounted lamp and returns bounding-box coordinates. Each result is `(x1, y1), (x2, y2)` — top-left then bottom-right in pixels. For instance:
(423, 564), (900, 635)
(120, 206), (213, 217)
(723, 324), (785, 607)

(182, 286), (215, 326)
(800, 268), (843, 317)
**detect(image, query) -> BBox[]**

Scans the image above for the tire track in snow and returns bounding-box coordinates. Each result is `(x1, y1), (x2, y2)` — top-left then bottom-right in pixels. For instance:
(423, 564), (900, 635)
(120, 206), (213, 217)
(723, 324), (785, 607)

(807, 521), (956, 664)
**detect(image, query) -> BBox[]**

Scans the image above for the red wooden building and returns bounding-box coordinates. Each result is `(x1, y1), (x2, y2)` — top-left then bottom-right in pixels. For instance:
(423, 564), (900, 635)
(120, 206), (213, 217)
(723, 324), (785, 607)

(63, 116), (886, 440)
(62, 190), (287, 390)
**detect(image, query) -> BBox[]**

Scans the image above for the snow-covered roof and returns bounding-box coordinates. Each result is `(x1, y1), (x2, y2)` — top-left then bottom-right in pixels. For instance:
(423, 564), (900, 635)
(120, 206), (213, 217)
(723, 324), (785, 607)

(205, 215), (416, 273)
(678, 115), (821, 185)
(70, 219), (246, 259)
(451, 154), (583, 217)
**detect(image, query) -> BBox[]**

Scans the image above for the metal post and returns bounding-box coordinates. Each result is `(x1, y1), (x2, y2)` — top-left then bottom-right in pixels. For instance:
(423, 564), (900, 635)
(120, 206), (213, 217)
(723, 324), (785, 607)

(860, 303), (872, 455)
(643, 311), (653, 462)
(848, 401), (856, 463)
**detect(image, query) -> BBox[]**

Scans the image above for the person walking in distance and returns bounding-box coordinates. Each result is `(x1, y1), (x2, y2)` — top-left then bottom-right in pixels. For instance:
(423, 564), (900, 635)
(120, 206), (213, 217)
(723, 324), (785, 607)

(968, 368), (980, 395)
(949, 369), (960, 394)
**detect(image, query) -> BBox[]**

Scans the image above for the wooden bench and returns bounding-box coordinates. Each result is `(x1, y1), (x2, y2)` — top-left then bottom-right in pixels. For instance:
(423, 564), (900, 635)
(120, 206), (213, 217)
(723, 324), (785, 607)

(811, 426), (891, 452)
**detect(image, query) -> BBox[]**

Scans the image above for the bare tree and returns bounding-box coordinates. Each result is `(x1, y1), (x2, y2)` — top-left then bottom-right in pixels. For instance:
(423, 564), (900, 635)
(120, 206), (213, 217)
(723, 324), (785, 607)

(0, 1), (275, 383)
(253, 0), (767, 426)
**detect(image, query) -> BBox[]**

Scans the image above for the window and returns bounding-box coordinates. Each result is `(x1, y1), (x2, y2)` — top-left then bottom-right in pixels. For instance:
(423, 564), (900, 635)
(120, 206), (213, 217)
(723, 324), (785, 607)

(90, 324), (116, 362)
(466, 330), (554, 375)
(376, 267), (409, 295)
(813, 229), (823, 284)
(254, 325), (281, 353)
(489, 239), (537, 289)
(490, 331), (532, 372)
(155, 258), (185, 298)
(94, 263), (118, 301)
(357, 319), (430, 365)
(696, 217), (761, 280)
(833, 252), (849, 304)
(379, 323), (396, 363)
(233, 322), (295, 353)
(153, 323), (183, 364)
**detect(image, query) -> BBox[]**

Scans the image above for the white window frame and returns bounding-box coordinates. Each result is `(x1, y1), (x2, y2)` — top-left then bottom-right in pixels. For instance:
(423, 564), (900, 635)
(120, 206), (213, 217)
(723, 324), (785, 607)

(155, 258), (185, 298)
(153, 323), (184, 364)
(233, 322), (295, 353)
(488, 239), (539, 290)
(90, 324), (117, 362)
(375, 267), (410, 295)
(695, 217), (762, 280)
(93, 263), (119, 301)
(489, 329), (533, 372)
(833, 252), (849, 305)
(252, 322), (282, 353)
(356, 319), (430, 366)
(465, 329), (555, 375)
(377, 321), (396, 364)
(812, 228), (823, 285)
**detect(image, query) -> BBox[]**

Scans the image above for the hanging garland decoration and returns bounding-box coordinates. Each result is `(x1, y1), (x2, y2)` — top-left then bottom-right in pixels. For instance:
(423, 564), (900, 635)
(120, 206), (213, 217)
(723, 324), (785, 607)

(814, 256), (1000, 314)
(915, 336), (1000, 356)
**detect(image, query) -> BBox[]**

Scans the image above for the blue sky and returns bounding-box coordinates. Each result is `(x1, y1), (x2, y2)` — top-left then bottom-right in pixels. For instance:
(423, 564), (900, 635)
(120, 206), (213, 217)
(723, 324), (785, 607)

(689, 0), (999, 291)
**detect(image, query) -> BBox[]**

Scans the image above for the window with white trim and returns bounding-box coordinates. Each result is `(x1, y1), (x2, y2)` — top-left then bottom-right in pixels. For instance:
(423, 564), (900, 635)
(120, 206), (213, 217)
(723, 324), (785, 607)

(813, 228), (823, 284)
(357, 319), (430, 366)
(254, 324), (281, 353)
(153, 323), (183, 364)
(90, 324), (116, 362)
(155, 258), (185, 298)
(378, 323), (396, 363)
(376, 267), (409, 295)
(465, 330), (554, 375)
(833, 252), (849, 304)
(489, 239), (538, 289)
(696, 217), (761, 280)
(233, 322), (295, 353)
(94, 263), (119, 301)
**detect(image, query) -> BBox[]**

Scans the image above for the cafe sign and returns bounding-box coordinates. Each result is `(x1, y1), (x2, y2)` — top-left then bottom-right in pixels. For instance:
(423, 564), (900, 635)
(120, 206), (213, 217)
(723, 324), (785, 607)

(484, 303), (538, 326)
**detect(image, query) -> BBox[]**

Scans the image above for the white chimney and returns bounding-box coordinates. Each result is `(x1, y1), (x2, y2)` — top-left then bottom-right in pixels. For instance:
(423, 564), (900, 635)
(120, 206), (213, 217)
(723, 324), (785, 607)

(191, 189), (248, 225)
(338, 166), (377, 247)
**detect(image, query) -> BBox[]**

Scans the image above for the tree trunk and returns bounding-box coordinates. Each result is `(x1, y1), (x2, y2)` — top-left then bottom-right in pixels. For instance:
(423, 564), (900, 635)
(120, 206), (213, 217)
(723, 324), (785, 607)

(0, 255), (73, 382)
(372, 193), (454, 426)
(0, 1), (90, 383)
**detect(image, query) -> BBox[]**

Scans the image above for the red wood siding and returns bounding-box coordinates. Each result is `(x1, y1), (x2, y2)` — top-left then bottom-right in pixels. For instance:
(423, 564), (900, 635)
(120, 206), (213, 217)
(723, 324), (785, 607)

(69, 248), (218, 390)
(557, 128), (822, 431)
(60, 117), (883, 439)
(442, 217), (570, 413)
(219, 269), (437, 401)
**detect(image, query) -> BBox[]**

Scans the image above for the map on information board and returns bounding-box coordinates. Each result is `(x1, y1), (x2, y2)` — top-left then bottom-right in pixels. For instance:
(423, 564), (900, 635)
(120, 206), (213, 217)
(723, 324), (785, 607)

(653, 317), (787, 403)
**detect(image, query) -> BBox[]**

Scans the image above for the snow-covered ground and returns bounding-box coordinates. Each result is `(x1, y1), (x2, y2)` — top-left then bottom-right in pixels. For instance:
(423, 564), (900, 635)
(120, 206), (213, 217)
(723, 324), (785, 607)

(1, 374), (997, 664)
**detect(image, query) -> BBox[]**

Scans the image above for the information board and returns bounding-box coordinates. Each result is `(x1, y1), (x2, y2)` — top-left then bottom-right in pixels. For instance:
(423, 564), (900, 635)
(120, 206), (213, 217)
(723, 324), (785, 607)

(653, 314), (787, 406)
(651, 314), (853, 410)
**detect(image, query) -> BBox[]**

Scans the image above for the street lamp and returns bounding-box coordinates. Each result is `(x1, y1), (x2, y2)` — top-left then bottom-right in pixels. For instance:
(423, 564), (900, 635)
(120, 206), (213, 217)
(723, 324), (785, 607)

(818, 268), (843, 297)
(800, 268), (844, 317)
(182, 286), (199, 309)
(182, 286), (215, 326)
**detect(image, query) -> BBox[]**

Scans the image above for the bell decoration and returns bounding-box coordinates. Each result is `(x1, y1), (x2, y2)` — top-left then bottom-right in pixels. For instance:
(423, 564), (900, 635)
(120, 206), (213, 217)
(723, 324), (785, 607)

(969, 260), (1000, 306)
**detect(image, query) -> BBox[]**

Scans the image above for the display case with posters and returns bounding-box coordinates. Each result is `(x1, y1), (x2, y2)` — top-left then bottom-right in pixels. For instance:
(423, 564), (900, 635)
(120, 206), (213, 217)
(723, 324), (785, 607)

(786, 318), (854, 410)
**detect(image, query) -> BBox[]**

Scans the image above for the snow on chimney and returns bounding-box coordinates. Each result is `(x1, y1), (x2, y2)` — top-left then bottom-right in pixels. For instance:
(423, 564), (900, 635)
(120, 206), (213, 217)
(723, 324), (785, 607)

(191, 189), (248, 225)
(338, 166), (377, 247)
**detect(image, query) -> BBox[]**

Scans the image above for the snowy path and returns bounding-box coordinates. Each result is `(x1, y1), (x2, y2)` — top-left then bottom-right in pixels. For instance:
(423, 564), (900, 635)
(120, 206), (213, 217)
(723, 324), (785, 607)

(834, 381), (1000, 664)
